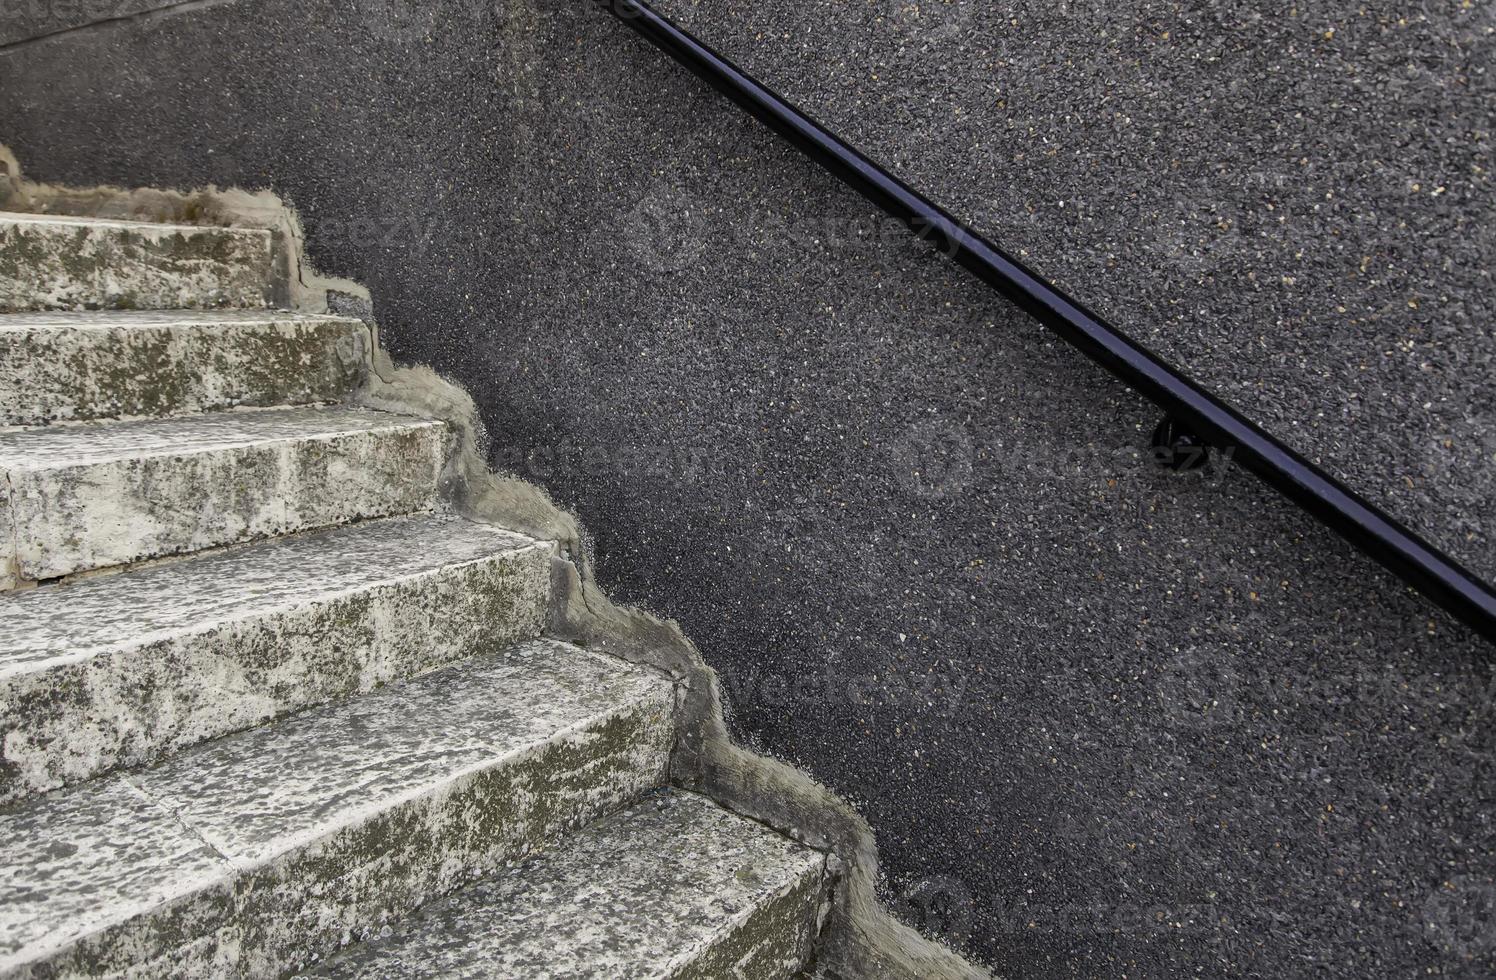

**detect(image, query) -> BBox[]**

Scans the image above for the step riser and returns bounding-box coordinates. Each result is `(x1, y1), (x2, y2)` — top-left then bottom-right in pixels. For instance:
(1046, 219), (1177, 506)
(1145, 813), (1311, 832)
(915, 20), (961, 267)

(16, 689), (675, 978)
(0, 191), (837, 980)
(0, 542), (553, 805)
(0, 419), (444, 587)
(0, 214), (273, 313)
(672, 875), (825, 980)
(307, 792), (828, 980)
(0, 315), (371, 425)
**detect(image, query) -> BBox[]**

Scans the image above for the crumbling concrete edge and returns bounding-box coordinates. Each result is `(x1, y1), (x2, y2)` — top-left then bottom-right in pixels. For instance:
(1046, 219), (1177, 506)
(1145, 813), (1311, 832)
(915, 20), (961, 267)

(0, 146), (992, 980)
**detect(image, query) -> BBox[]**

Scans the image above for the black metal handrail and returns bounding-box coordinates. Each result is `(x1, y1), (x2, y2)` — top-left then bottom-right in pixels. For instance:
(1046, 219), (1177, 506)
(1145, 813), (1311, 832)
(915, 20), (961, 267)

(594, 0), (1496, 646)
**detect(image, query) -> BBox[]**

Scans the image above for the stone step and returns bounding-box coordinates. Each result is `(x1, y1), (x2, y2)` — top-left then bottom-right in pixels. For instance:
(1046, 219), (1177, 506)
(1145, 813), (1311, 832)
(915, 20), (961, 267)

(310, 791), (828, 980)
(0, 309), (371, 426)
(0, 638), (675, 978)
(0, 514), (553, 804)
(0, 405), (445, 587)
(0, 211), (274, 312)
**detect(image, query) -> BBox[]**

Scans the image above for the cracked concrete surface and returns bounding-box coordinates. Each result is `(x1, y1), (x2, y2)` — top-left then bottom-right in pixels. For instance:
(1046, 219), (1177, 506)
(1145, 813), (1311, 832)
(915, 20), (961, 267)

(0, 0), (232, 48)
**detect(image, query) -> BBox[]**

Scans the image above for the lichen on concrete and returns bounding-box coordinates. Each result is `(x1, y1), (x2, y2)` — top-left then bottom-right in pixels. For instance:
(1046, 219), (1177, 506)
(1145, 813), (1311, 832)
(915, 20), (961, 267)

(0, 773), (231, 972)
(0, 514), (552, 804)
(0, 640), (674, 977)
(0, 157), (988, 980)
(0, 154), (370, 313)
(0, 212), (274, 313)
(0, 405), (445, 584)
(0, 310), (371, 425)
(360, 336), (988, 980)
(307, 791), (827, 979)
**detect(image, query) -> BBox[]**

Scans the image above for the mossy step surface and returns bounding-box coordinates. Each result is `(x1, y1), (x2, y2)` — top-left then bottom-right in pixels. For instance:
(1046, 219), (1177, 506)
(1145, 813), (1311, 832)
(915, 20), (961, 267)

(310, 790), (828, 980)
(0, 513), (553, 804)
(0, 309), (371, 425)
(0, 405), (444, 586)
(0, 638), (675, 978)
(0, 212), (273, 313)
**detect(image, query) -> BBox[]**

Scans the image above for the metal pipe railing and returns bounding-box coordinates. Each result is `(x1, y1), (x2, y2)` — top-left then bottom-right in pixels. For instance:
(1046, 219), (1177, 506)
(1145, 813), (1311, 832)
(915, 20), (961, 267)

(594, 0), (1496, 646)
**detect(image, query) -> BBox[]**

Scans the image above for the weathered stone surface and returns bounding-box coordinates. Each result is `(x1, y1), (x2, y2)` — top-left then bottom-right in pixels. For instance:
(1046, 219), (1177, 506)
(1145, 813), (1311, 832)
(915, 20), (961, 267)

(0, 514), (553, 804)
(310, 791), (827, 980)
(0, 310), (371, 425)
(0, 405), (444, 585)
(0, 640), (676, 978)
(0, 212), (272, 312)
(0, 775), (233, 975)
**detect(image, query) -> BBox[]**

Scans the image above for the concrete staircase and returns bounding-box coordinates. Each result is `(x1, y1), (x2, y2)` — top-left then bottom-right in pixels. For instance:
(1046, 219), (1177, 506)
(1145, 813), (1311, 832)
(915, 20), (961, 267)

(0, 210), (829, 977)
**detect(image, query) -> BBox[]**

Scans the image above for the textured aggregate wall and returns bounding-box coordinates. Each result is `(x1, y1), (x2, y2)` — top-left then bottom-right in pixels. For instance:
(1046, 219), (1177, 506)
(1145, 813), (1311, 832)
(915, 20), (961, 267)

(648, 0), (1496, 586)
(1, 0), (1492, 975)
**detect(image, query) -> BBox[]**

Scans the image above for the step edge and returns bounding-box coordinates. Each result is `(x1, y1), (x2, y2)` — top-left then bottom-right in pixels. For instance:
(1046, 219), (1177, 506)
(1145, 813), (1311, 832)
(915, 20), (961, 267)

(658, 842), (829, 978)
(0, 211), (272, 239)
(305, 791), (828, 980)
(0, 408), (445, 471)
(198, 674), (676, 869)
(0, 310), (365, 331)
(0, 531), (553, 678)
(2, 659), (675, 971)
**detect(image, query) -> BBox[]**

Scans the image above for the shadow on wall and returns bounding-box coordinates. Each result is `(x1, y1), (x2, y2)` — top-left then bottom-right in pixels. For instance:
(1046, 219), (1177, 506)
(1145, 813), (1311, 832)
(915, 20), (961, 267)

(1, 0), (1492, 976)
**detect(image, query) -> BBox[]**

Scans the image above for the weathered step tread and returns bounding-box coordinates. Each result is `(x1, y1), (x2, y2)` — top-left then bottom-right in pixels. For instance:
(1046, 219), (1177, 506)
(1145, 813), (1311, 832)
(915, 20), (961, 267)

(0, 404), (444, 585)
(311, 791), (828, 980)
(0, 309), (371, 425)
(0, 403), (431, 469)
(0, 514), (535, 671)
(0, 514), (554, 804)
(0, 211), (273, 313)
(0, 639), (675, 974)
